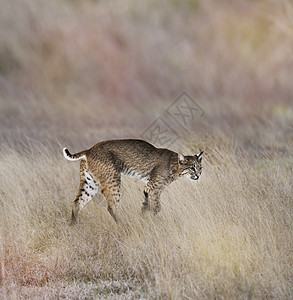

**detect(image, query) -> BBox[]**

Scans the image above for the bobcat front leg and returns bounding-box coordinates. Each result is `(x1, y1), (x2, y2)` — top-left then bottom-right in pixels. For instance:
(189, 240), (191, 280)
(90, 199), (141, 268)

(142, 180), (165, 215)
(142, 189), (150, 213)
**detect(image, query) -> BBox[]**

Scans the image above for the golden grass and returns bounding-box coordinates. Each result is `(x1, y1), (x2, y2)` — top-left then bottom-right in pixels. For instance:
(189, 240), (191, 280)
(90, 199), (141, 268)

(0, 140), (292, 298)
(1, 0), (293, 298)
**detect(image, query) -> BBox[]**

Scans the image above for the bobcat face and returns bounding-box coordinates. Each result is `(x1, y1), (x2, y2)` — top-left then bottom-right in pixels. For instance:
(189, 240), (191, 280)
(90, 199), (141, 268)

(178, 151), (204, 180)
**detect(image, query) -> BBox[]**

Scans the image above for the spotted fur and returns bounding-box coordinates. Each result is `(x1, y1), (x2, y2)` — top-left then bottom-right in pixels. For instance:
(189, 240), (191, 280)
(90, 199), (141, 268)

(63, 139), (203, 223)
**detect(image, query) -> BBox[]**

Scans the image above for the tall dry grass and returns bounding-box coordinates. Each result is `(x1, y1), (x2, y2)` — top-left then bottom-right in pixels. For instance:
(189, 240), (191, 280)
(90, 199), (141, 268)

(0, 137), (292, 298)
(1, 0), (293, 298)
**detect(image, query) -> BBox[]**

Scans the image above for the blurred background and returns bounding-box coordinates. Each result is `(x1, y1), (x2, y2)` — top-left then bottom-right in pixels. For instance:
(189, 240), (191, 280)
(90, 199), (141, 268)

(0, 0), (292, 154)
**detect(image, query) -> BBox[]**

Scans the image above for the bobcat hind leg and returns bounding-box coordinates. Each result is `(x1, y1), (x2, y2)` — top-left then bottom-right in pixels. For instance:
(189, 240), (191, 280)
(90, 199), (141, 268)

(98, 174), (121, 223)
(71, 163), (99, 224)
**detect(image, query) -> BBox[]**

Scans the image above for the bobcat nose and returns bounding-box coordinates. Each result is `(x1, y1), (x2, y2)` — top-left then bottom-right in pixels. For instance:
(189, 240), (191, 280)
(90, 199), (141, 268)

(191, 174), (199, 180)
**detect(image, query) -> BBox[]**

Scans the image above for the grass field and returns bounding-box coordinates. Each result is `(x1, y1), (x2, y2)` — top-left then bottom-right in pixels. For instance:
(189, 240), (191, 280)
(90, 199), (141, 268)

(1, 142), (293, 299)
(1, 0), (293, 299)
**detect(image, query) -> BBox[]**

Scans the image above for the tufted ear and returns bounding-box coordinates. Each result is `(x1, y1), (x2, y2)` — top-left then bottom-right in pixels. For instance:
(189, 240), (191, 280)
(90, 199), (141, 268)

(178, 153), (185, 164)
(195, 151), (204, 161)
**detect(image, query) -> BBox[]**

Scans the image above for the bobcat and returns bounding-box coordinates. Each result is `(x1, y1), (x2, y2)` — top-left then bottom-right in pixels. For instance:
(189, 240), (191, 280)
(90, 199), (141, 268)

(63, 139), (203, 223)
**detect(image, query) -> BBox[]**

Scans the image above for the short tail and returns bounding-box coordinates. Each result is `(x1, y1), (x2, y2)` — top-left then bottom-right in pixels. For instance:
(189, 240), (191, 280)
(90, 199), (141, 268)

(63, 148), (87, 161)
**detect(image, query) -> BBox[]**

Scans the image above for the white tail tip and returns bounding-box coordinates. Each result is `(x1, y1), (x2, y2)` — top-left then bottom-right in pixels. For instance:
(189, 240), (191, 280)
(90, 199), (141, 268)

(63, 148), (86, 161)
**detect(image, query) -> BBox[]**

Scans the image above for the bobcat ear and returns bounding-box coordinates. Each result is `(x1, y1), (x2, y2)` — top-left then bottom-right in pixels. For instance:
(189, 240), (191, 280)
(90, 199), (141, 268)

(195, 151), (204, 161)
(178, 153), (185, 164)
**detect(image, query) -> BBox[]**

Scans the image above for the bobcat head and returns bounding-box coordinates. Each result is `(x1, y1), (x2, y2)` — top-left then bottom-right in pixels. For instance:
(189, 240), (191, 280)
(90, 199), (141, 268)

(178, 151), (204, 180)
